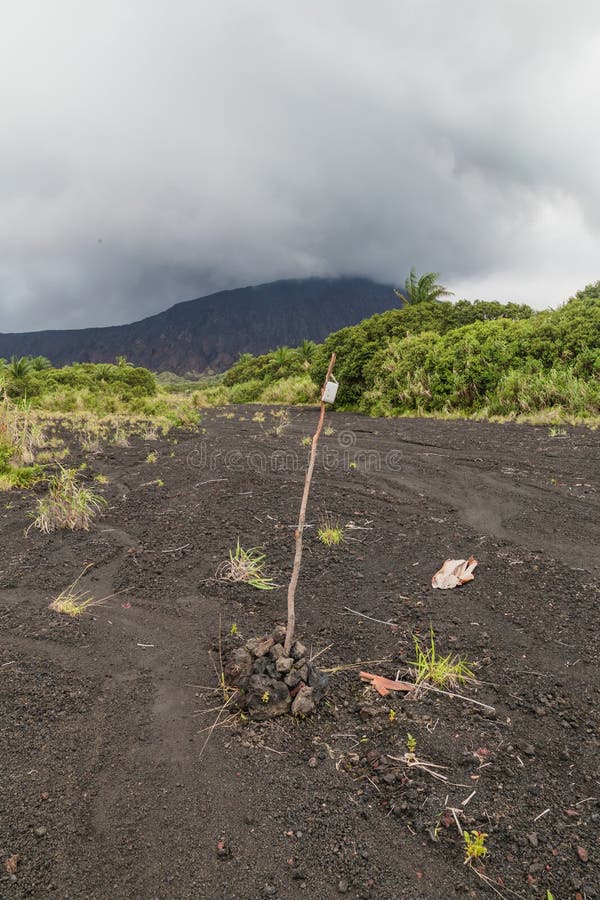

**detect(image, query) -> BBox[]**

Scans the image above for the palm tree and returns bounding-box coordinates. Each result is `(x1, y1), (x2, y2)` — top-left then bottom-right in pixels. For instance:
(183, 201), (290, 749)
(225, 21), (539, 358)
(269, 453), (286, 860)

(296, 339), (317, 369)
(8, 356), (33, 378)
(272, 346), (295, 368)
(395, 268), (454, 306)
(30, 356), (52, 371)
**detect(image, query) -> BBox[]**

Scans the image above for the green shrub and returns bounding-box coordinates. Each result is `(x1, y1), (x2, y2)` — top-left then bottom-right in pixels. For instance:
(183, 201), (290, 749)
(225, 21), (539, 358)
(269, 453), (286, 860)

(230, 379), (265, 403)
(490, 367), (600, 416)
(311, 299), (534, 407)
(362, 296), (600, 418)
(259, 375), (319, 404)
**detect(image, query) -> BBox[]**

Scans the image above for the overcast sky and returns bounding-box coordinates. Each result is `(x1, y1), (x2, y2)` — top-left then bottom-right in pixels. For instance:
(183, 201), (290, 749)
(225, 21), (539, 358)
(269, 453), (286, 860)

(2, 0), (600, 331)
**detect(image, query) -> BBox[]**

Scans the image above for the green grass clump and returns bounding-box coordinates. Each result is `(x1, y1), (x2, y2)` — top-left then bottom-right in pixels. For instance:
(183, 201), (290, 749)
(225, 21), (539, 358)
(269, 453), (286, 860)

(409, 628), (475, 689)
(30, 467), (107, 533)
(317, 514), (344, 546)
(0, 464), (43, 491)
(217, 539), (277, 590)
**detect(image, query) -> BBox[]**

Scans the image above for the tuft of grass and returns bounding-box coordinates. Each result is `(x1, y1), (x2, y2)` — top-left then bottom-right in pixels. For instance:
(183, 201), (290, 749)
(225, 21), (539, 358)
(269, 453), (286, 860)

(145, 451), (157, 463)
(548, 426), (567, 437)
(409, 628), (475, 689)
(301, 435), (311, 446)
(317, 513), (344, 546)
(463, 830), (488, 865)
(111, 426), (130, 448)
(217, 539), (277, 590)
(30, 467), (107, 533)
(49, 564), (124, 617)
(269, 408), (290, 436)
(79, 428), (104, 454)
(48, 564), (100, 617)
(94, 474), (109, 484)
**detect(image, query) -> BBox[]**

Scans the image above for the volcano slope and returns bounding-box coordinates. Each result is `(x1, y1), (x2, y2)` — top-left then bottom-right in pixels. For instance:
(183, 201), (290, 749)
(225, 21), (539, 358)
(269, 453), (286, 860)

(1, 408), (599, 899)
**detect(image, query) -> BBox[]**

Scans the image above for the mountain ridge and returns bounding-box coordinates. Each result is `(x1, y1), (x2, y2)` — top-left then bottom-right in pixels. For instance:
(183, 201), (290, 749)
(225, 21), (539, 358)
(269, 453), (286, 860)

(0, 277), (398, 374)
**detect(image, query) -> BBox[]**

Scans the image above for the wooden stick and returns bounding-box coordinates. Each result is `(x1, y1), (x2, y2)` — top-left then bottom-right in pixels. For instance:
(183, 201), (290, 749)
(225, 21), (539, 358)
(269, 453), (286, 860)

(284, 353), (336, 654)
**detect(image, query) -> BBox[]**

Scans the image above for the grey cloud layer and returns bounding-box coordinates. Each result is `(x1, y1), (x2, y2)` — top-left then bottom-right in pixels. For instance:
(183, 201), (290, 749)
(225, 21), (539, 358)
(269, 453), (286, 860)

(1, 0), (600, 330)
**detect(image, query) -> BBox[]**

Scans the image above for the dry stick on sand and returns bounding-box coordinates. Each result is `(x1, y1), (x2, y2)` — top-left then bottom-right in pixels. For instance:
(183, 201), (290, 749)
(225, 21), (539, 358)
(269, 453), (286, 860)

(284, 352), (336, 655)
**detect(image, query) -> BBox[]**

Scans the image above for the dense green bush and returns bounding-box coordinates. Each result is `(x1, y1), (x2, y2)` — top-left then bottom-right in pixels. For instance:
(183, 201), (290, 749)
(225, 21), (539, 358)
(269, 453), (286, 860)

(229, 379), (265, 403)
(0, 358), (158, 403)
(223, 346), (309, 388)
(220, 285), (599, 420)
(311, 299), (534, 407)
(0, 357), (202, 426)
(362, 294), (600, 416)
(258, 374), (319, 405)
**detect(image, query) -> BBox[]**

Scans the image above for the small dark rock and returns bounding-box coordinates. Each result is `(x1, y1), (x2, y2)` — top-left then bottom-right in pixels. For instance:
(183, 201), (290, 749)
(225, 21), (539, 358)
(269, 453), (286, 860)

(242, 674), (291, 720)
(275, 656), (293, 674)
(246, 636), (274, 658)
(290, 640), (307, 661)
(307, 663), (329, 702)
(223, 647), (253, 686)
(271, 625), (287, 643)
(270, 643), (285, 660)
(216, 838), (230, 858)
(284, 669), (304, 689)
(291, 685), (315, 717)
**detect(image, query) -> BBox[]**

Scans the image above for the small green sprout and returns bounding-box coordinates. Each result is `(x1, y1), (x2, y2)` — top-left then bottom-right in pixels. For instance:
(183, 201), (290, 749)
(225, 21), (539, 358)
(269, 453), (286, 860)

(229, 623), (238, 636)
(463, 830), (488, 865)
(146, 451), (157, 463)
(261, 691), (270, 704)
(406, 733), (417, 755)
(388, 709), (397, 723)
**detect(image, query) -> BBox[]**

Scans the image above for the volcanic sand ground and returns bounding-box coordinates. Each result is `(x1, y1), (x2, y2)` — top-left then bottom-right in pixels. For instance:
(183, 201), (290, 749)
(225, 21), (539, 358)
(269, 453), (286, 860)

(1, 407), (599, 899)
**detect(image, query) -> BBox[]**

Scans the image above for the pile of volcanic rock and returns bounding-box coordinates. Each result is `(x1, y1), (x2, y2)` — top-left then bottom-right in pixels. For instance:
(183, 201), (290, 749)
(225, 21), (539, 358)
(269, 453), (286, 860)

(223, 624), (329, 720)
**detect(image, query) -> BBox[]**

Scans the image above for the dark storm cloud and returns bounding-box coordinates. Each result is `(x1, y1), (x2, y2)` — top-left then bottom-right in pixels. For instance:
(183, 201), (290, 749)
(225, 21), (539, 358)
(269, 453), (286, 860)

(2, 0), (600, 330)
